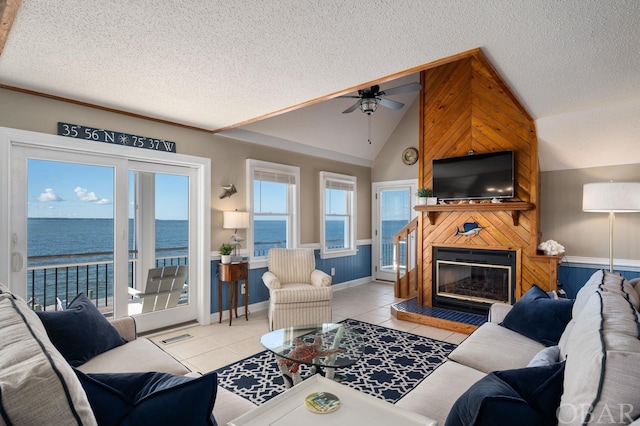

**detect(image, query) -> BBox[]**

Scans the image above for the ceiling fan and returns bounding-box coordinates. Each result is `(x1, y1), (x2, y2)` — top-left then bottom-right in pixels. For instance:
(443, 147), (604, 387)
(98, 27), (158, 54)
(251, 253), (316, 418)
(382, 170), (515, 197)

(339, 82), (422, 115)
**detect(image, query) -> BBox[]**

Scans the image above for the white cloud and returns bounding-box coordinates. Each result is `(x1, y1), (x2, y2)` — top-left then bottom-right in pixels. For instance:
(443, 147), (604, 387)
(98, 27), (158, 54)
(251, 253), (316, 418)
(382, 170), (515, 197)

(74, 186), (111, 204)
(38, 188), (63, 202)
(74, 186), (98, 202)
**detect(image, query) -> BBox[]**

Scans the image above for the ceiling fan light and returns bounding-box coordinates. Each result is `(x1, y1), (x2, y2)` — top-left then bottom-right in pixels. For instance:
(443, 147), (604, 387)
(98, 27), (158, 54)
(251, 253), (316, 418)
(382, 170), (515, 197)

(359, 98), (379, 115)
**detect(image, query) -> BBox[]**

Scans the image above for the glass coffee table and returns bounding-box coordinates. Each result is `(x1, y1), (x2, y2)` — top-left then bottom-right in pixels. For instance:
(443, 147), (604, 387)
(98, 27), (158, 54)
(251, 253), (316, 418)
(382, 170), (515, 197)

(260, 323), (366, 387)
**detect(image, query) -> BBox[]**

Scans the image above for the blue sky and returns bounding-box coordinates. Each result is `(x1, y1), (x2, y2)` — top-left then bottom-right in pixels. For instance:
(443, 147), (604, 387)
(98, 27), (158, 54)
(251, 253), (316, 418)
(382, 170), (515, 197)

(28, 159), (188, 220)
(28, 159), (407, 222)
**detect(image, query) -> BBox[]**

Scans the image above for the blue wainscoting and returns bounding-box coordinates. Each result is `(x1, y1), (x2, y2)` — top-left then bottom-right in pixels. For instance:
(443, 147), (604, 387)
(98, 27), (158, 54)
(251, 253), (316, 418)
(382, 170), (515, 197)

(210, 244), (372, 314)
(558, 263), (640, 299)
(316, 244), (372, 284)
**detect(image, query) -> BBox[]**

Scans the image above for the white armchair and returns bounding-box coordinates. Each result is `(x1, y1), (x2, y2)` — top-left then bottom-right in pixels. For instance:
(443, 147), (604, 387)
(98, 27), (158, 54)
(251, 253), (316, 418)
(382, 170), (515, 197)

(262, 248), (333, 330)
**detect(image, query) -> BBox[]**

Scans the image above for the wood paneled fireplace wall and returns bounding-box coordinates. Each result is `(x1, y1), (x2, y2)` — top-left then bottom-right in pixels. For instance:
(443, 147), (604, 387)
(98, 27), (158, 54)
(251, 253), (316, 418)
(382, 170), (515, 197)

(415, 49), (559, 308)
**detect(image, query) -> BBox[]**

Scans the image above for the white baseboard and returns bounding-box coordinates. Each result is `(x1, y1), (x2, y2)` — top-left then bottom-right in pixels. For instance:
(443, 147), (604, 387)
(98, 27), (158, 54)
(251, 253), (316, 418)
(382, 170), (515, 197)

(331, 276), (374, 291)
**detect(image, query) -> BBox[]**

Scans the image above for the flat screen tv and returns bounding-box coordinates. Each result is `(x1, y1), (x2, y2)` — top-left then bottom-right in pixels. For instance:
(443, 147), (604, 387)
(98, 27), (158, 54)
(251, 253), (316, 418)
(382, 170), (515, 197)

(432, 150), (514, 200)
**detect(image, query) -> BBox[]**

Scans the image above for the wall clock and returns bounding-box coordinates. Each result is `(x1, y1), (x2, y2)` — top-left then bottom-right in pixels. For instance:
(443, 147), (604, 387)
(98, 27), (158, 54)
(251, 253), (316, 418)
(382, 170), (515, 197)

(402, 147), (418, 165)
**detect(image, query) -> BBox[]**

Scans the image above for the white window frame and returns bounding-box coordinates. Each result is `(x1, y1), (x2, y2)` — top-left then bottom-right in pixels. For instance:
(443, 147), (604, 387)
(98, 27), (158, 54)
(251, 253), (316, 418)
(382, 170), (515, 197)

(320, 171), (357, 259)
(246, 159), (300, 268)
(0, 126), (211, 332)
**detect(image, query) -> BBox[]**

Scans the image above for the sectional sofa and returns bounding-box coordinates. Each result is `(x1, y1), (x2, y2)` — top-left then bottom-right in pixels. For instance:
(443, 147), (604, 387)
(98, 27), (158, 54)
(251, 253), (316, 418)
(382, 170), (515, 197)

(397, 270), (640, 425)
(3, 269), (639, 425)
(0, 284), (254, 425)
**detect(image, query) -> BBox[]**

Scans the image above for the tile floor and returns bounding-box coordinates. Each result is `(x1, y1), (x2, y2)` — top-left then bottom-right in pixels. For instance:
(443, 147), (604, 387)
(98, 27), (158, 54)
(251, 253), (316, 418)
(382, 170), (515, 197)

(146, 281), (469, 374)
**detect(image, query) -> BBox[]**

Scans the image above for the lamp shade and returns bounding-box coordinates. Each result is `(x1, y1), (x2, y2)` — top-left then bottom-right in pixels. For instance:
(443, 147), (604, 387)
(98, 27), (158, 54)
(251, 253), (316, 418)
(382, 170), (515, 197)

(223, 211), (249, 229)
(583, 182), (640, 213)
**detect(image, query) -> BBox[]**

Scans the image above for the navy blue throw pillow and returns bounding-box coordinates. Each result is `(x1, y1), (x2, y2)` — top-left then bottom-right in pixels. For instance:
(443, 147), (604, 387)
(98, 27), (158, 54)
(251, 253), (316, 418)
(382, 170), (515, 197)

(445, 363), (565, 426)
(495, 363), (565, 425)
(36, 293), (126, 366)
(444, 373), (540, 426)
(501, 285), (573, 346)
(75, 370), (218, 426)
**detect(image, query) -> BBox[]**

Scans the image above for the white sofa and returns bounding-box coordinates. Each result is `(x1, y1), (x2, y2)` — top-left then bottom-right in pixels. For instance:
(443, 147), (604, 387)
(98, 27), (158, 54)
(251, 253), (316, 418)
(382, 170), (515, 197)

(4, 269), (639, 425)
(396, 270), (640, 425)
(0, 284), (255, 425)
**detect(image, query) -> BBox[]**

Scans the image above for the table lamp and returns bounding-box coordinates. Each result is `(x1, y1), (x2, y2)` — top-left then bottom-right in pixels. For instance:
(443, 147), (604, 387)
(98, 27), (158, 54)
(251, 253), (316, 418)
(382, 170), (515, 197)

(223, 210), (249, 262)
(582, 182), (640, 272)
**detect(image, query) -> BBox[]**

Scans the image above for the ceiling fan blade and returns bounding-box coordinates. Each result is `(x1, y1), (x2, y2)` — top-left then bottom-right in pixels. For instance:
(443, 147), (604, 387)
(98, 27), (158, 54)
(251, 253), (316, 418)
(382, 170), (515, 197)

(337, 95), (361, 99)
(379, 82), (422, 97)
(342, 101), (361, 113)
(378, 98), (404, 110)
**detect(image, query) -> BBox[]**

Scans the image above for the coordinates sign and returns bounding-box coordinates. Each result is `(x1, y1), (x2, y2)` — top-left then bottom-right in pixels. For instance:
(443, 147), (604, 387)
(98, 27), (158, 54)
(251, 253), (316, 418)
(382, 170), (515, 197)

(57, 122), (177, 153)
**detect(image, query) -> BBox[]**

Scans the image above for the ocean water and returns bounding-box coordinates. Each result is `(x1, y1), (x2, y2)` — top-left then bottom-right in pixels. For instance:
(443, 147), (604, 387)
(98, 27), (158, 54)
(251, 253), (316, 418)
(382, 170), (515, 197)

(26, 218), (188, 306)
(28, 218), (408, 260)
(27, 218), (188, 265)
(252, 219), (407, 255)
(26, 218), (407, 306)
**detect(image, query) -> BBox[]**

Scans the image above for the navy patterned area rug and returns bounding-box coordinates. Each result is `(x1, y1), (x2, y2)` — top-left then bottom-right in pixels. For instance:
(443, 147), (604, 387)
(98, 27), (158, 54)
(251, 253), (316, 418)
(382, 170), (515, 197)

(214, 318), (457, 405)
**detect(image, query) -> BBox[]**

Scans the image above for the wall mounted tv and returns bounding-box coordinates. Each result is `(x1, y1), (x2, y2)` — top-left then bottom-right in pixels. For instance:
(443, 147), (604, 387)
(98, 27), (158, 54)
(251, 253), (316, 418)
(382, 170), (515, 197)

(432, 150), (515, 200)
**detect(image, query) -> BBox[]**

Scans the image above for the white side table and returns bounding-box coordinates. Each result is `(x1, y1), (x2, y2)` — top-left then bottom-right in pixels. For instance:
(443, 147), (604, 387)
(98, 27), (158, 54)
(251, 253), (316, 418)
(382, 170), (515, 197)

(228, 375), (437, 426)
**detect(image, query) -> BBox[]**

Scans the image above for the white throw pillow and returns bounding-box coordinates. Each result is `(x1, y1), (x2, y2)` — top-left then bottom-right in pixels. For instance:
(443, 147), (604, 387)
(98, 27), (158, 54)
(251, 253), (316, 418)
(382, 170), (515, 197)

(0, 285), (97, 425)
(527, 345), (560, 367)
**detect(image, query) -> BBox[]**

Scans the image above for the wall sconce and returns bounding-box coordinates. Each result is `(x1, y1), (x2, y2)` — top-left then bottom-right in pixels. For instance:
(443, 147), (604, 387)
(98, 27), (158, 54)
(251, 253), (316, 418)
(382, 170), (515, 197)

(223, 210), (249, 262)
(583, 181), (640, 272)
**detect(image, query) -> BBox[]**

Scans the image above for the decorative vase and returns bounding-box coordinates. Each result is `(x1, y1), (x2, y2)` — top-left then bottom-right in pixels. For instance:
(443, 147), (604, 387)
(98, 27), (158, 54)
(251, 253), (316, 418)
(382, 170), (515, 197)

(426, 197), (438, 205)
(417, 197), (427, 205)
(221, 255), (231, 264)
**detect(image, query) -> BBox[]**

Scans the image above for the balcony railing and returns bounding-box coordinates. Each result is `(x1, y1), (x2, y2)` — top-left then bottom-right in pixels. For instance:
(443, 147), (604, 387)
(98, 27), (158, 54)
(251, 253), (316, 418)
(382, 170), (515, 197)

(253, 240), (286, 257)
(26, 248), (187, 315)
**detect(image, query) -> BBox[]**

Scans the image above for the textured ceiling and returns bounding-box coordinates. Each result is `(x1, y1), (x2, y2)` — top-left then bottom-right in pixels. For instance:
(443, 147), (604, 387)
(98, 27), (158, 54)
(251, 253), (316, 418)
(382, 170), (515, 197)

(0, 1), (639, 170)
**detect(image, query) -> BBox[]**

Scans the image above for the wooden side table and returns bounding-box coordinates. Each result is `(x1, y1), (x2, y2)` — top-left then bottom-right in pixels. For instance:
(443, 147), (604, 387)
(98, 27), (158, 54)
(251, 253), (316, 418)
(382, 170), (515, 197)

(218, 261), (249, 325)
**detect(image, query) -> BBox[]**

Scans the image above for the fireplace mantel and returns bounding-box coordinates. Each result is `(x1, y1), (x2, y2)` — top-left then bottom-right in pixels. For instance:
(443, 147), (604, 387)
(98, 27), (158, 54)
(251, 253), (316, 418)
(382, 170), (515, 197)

(415, 201), (534, 226)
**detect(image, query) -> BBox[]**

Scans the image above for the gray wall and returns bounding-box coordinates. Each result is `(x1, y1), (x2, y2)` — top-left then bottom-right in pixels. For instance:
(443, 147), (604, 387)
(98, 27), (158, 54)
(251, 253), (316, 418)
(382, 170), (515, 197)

(372, 97), (420, 182)
(0, 88), (371, 251)
(540, 164), (640, 261)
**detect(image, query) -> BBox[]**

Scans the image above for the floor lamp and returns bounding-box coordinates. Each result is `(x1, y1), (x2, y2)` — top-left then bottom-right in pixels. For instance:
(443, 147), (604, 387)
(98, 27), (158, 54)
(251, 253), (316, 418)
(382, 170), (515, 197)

(583, 182), (640, 272)
(223, 210), (249, 262)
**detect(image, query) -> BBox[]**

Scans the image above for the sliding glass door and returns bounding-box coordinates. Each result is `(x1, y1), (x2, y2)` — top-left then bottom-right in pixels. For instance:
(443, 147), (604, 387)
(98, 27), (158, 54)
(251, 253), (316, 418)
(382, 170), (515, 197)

(3, 128), (210, 332)
(127, 164), (196, 328)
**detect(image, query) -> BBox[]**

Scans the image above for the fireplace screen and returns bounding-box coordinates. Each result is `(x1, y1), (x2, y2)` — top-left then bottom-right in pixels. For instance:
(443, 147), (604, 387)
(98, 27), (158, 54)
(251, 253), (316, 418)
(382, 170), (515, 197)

(435, 260), (512, 305)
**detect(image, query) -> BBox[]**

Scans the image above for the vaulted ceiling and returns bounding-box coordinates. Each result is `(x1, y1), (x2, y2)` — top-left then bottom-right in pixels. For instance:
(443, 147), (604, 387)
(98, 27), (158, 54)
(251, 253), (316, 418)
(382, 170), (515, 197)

(1, 1), (638, 171)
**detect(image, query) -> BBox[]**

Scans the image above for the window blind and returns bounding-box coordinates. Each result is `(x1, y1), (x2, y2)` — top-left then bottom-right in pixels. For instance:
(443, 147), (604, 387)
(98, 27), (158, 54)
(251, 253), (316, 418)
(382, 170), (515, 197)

(254, 169), (296, 184)
(326, 179), (355, 192)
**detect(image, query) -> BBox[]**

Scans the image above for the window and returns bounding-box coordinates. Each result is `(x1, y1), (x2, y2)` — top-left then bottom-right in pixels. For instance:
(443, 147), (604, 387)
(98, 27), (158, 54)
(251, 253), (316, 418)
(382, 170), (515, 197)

(247, 160), (299, 265)
(3, 129), (210, 333)
(320, 172), (356, 258)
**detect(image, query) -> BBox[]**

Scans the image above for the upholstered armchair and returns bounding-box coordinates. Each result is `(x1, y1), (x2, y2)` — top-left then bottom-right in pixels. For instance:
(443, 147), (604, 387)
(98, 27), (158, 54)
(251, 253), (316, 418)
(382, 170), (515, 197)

(262, 248), (333, 330)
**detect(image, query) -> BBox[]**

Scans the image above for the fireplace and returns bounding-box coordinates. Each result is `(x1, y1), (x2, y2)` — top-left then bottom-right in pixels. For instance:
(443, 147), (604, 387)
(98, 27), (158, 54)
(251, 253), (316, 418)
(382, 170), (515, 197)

(432, 247), (516, 315)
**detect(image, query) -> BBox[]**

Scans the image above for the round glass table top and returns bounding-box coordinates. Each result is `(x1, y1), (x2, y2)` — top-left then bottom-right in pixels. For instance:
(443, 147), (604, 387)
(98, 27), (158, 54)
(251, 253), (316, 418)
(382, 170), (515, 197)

(260, 323), (366, 369)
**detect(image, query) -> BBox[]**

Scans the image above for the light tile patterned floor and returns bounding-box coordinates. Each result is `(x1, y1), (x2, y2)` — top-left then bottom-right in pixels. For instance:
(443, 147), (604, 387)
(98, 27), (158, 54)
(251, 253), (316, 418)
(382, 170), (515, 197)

(146, 281), (468, 374)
